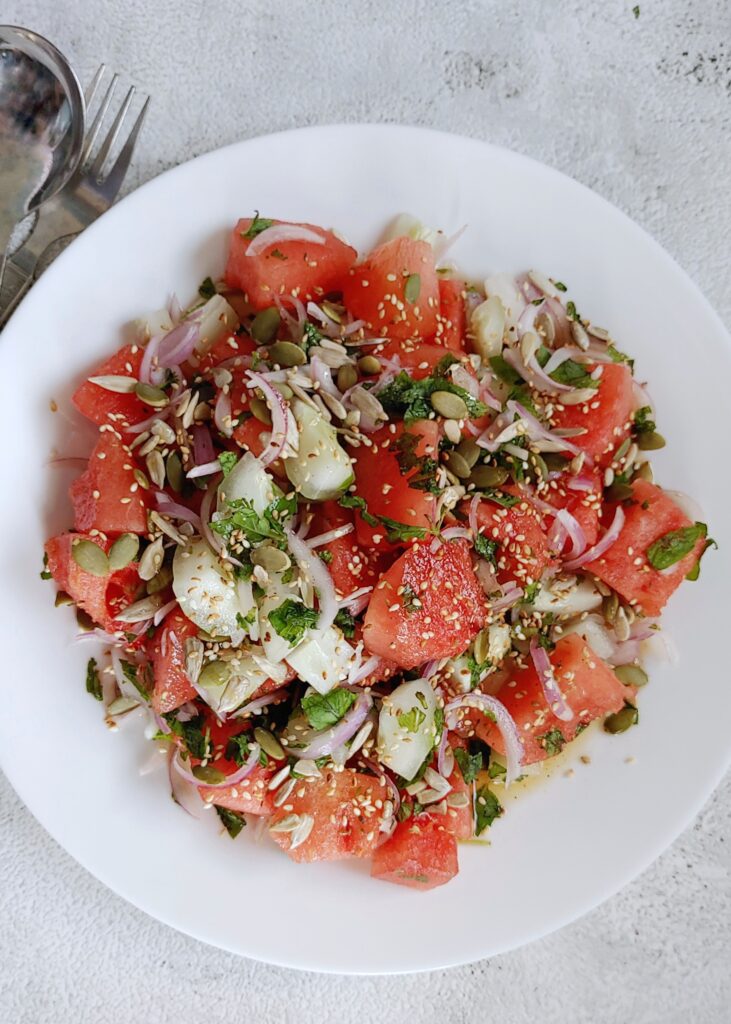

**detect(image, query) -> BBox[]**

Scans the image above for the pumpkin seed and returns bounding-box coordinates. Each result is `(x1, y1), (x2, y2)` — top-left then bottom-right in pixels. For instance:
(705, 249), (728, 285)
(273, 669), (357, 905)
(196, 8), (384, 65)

(198, 659), (232, 691)
(254, 727), (285, 760)
(133, 467), (150, 490)
(146, 564), (173, 595)
(473, 628), (490, 664)
(107, 695), (140, 716)
(602, 591), (619, 624)
(404, 273), (421, 304)
(543, 453), (570, 472)
(430, 390), (468, 420)
(443, 418), (462, 444)
(337, 363), (358, 392)
(321, 301), (343, 323)
(604, 705), (638, 734)
(269, 340), (306, 367)
(445, 450), (472, 479)
(181, 390), (199, 429)
(469, 464), (509, 488)
(138, 536), (164, 581)
(192, 765), (227, 784)
(72, 539), (109, 577)
(54, 591), (73, 607)
(456, 437), (481, 469)
(357, 355), (381, 375)
(166, 451), (184, 492)
(247, 396), (272, 425)
(636, 431), (666, 451)
(146, 450), (166, 488)
(273, 382), (293, 400)
(134, 382), (168, 408)
(251, 545), (291, 573)
(605, 481), (634, 502)
(76, 608), (95, 631)
(250, 306), (280, 344)
(529, 452), (548, 481)
(108, 533), (140, 571)
(633, 462), (654, 483)
(615, 664), (648, 688)
(88, 374), (138, 393)
(149, 511), (187, 546)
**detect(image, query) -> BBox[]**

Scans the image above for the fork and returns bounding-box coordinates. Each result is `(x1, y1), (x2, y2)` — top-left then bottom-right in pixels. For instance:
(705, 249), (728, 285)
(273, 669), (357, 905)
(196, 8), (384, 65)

(0, 65), (149, 329)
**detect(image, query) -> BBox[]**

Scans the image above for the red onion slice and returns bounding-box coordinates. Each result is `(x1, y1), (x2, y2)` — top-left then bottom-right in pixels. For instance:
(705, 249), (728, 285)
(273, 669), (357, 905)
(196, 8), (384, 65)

(140, 332), (163, 384)
(124, 406), (173, 435)
(232, 686), (290, 718)
(286, 528), (338, 631)
(192, 424), (215, 466)
(542, 346), (576, 376)
(445, 693), (524, 785)
(172, 742), (261, 790)
(200, 473), (225, 557)
(440, 526), (473, 542)
(348, 654), (382, 685)
(214, 389), (233, 438)
(338, 585), (373, 612)
(306, 523), (354, 548)
(556, 508), (587, 558)
(158, 321), (200, 367)
(468, 494), (481, 537)
(507, 400), (586, 459)
(291, 693), (372, 760)
(309, 354), (341, 397)
(245, 370), (291, 467)
(168, 748), (203, 817)
(563, 505), (625, 570)
(153, 598), (178, 627)
(529, 637), (573, 722)
(490, 586), (524, 613)
(566, 474), (596, 492)
(187, 458), (222, 479)
(247, 224), (326, 258)
(154, 492), (203, 532)
(449, 363), (478, 399)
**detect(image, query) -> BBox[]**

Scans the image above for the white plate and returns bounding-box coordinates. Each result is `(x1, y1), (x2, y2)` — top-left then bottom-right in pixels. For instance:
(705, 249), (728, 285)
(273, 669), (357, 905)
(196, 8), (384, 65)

(1, 125), (729, 975)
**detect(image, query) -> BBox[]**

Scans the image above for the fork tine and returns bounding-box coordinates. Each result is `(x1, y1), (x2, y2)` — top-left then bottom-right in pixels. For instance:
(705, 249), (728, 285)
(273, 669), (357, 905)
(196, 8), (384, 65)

(84, 64), (106, 108)
(80, 73), (118, 165)
(103, 95), (150, 195)
(89, 86), (136, 179)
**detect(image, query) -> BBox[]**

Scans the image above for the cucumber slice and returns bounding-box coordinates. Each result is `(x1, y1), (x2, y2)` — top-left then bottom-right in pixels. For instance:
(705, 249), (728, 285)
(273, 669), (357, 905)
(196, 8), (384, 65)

(217, 451), (274, 513)
(285, 626), (356, 695)
(285, 399), (353, 501)
(172, 538), (247, 639)
(377, 678), (438, 781)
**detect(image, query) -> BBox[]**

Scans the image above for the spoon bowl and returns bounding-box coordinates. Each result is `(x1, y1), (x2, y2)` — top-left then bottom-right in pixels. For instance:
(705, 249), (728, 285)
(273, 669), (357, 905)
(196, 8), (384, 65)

(0, 25), (85, 254)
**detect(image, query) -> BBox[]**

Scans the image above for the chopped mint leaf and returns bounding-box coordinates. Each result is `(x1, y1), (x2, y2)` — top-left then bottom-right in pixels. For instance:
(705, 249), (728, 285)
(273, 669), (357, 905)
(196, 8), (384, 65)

(454, 747), (482, 783)
(225, 732), (251, 766)
(481, 488), (519, 509)
(301, 687), (356, 731)
(474, 533), (498, 565)
(211, 492), (297, 546)
(339, 493), (379, 528)
(549, 358), (598, 390)
(646, 522), (707, 571)
(243, 211), (274, 239)
(474, 785), (503, 834)
(378, 371), (487, 426)
(268, 599), (318, 645)
(393, 432), (441, 494)
(334, 608), (356, 638)
(215, 805), (247, 838)
(85, 658), (102, 701)
(632, 405), (656, 435)
(198, 276), (217, 299)
(219, 451), (238, 476)
(539, 728), (565, 757)
(397, 707), (426, 733)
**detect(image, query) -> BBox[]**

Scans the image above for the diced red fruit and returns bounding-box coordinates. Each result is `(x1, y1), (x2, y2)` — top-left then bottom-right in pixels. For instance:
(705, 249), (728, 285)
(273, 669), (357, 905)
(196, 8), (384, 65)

(363, 539), (486, 670)
(224, 218), (357, 311)
(72, 344), (147, 428)
(191, 332), (256, 373)
(44, 532), (141, 631)
(342, 237), (440, 340)
(195, 714), (277, 816)
(269, 769), (389, 863)
(149, 608), (199, 714)
(470, 634), (626, 764)
(444, 741), (474, 840)
(585, 480), (706, 616)
(544, 469), (603, 548)
(350, 419), (439, 553)
(70, 430), (149, 536)
(433, 278), (466, 352)
(550, 363), (635, 468)
(371, 814), (459, 890)
(307, 501), (386, 599)
(377, 339), (454, 381)
(467, 491), (554, 586)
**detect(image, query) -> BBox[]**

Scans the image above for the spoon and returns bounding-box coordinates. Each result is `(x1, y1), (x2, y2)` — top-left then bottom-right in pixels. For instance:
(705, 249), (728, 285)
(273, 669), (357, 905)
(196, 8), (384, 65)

(0, 26), (85, 264)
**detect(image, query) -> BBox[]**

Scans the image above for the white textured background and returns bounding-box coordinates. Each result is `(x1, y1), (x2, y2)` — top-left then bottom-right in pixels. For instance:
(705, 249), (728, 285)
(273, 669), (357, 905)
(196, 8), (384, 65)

(2, 1), (730, 1020)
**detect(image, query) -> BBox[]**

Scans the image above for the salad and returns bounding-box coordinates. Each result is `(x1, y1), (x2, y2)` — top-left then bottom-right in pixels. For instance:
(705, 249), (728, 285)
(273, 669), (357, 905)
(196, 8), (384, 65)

(43, 212), (714, 890)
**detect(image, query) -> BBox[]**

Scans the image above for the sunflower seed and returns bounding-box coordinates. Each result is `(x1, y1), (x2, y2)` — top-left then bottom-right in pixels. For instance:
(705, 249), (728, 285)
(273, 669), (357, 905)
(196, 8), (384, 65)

(129, 431), (151, 451)
(405, 779), (427, 796)
(289, 813), (314, 850)
(604, 467), (615, 488)
(535, 311), (555, 344)
(138, 434), (160, 457)
(149, 510), (187, 546)
(181, 391), (199, 430)
(269, 813), (302, 834)
(138, 536), (165, 581)
(184, 638), (204, 683)
(348, 721), (373, 757)
(588, 325), (611, 341)
(442, 418), (461, 444)
(624, 442), (639, 467)
(254, 727), (285, 760)
(108, 533), (140, 571)
(151, 418), (176, 444)
(418, 788), (444, 805)
(267, 764), (292, 791)
(212, 367), (233, 388)
(273, 778), (297, 807)
(88, 375), (138, 393)
(146, 450), (166, 488)
(560, 387), (597, 406)
(292, 759), (321, 779)
(571, 321), (590, 350)
(320, 390), (348, 421)
(344, 409), (361, 429)
(71, 539), (109, 577)
(528, 270), (561, 299)
(135, 382), (168, 408)
(349, 385), (386, 423)
(115, 594), (163, 623)
(447, 791), (470, 808)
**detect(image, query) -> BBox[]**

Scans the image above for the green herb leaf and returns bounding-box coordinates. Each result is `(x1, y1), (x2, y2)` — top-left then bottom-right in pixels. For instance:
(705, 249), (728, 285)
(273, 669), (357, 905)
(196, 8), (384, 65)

(339, 493), (379, 528)
(212, 492), (297, 546)
(198, 276), (217, 300)
(522, 581), (541, 604)
(268, 599), (318, 645)
(236, 608), (256, 630)
(225, 733), (251, 766)
(401, 584), (422, 613)
(404, 273), (421, 304)
(549, 358), (599, 390)
(270, 248), (286, 260)
(301, 687), (356, 730)
(489, 354), (522, 385)
(120, 659), (150, 701)
(433, 354), (459, 377)
(454, 747), (482, 783)
(85, 658), (102, 701)
(334, 608), (356, 638)
(397, 707), (426, 733)
(301, 321), (323, 353)
(607, 344), (634, 370)
(378, 371), (487, 426)
(466, 655), (490, 689)
(646, 522), (707, 571)
(553, 280), (567, 292)
(219, 451), (238, 477)
(215, 805), (247, 838)
(318, 549), (333, 565)
(378, 516), (427, 544)
(481, 488), (519, 509)
(41, 552), (52, 580)
(685, 535), (718, 581)
(565, 300), (581, 322)
(474, 533), (498, 565)
(170, 715), (210, 760)
(632, 4), (640, 17)
(633, 405), (656, 435)
(488, 760), (507, 780)
(474, 785), (503, 834)
(538, 728), (565, 757)
(243, 211), (274, 239)
(393, 432), (441, 494)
